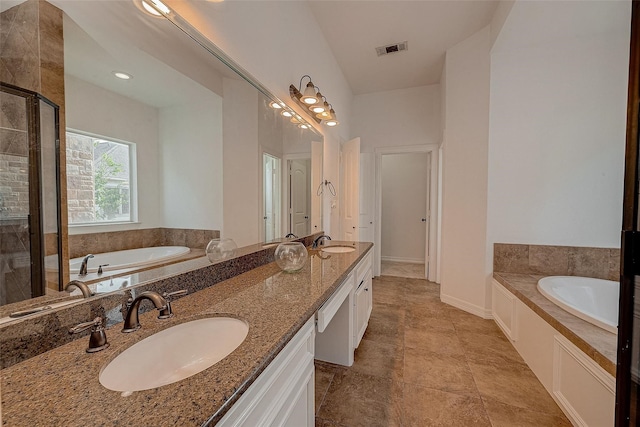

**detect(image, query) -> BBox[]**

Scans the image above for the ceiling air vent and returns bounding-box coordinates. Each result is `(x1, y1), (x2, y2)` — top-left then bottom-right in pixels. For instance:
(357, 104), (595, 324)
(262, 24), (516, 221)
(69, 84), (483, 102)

(375, 41), (408, 57)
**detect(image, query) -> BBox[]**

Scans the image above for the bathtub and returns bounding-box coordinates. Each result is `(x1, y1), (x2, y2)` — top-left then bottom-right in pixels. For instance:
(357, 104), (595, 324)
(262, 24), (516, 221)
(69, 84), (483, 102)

(68, 246), (190, 274)
(537, 276), (619, 334)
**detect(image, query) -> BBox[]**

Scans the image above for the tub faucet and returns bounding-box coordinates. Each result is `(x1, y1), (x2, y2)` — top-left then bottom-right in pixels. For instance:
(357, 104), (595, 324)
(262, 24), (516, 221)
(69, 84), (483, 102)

(64, 280), (94, 298)
(285, 233), (298, 239)
(312, 235), (331, 249)
(79, 254), (94, 276)
(122, 291), (171, 333)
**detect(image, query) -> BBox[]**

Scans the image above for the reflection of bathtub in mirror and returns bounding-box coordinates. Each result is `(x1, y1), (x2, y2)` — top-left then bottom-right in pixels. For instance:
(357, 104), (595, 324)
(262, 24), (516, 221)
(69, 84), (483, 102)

(46, 246), (191, 282)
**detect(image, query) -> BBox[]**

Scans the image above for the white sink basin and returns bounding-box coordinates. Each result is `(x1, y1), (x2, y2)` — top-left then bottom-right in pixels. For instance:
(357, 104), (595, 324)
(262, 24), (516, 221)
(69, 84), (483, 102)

(321, 246), (356, 253)
(100, 317), (249, 393)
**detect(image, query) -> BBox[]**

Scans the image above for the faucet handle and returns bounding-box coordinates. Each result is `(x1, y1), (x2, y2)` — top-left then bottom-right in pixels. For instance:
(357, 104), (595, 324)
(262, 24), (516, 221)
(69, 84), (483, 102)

(69, 317), (109, 353)
(163, 289), (188, 299)
(159, 289), (188, 318)
(98, 264), (109, 275)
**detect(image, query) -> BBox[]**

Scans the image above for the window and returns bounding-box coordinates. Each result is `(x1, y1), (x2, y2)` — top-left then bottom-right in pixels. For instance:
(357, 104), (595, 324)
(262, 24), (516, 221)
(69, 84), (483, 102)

(66, 130), (136, 225)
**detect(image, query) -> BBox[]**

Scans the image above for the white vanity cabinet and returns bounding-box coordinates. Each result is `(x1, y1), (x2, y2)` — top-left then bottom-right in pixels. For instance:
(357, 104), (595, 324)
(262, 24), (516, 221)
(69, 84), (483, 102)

(353, 251), (373, 348)
(216, 316), (316, 427)
(315, 249), (373, 366)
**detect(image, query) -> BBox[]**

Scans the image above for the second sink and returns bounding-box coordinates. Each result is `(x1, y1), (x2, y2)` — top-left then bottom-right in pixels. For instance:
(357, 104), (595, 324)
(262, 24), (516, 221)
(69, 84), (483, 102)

(321, 246), (356, 254)
(99, 317), (249, 393)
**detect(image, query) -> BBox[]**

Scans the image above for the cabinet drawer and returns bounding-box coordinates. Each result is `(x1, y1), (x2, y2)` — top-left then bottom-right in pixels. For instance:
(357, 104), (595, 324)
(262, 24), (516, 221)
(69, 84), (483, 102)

(356, 252), (372, 286)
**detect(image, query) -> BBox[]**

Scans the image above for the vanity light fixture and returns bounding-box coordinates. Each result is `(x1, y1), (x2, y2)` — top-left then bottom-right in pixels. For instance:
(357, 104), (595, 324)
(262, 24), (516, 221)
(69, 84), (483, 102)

(298, 75), (319, 105)
(269, 101), (283, 109)
(309, 94), (326, 114)
(113, 71), (133, 80)
(290, 76), (339, 127)
(325, 108), (339, 127)
(281, 110), (294, 118)
(299, 123), (310, 129)
(315, 103), (332, 120)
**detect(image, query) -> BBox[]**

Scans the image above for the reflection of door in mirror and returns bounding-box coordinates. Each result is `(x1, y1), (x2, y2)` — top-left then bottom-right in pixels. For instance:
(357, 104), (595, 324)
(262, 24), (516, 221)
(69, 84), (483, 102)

(0, 84), (62, 305)
(263, 153), (281, 241)
(289, 158), (311, 237)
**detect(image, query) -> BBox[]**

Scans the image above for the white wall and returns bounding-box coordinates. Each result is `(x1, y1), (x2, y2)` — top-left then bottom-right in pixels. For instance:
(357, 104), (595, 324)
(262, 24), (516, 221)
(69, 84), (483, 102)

(223, 77), (260, 246)
(381, 153), (428, 262)
(159, 94), (223, 231)
(352, 86), (441, 153)
(64, 75), (162, 234)
(487, 0), (630, 249)
(440, 27), (491, 317)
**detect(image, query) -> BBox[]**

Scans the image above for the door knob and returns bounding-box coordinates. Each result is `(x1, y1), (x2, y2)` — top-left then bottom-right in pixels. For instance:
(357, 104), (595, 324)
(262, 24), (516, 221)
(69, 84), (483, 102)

(421, 218), (427, 222)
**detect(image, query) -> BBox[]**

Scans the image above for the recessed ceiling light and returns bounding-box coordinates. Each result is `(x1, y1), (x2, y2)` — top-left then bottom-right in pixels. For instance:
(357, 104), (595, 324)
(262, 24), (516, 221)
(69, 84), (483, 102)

(113, 71), (133, 80)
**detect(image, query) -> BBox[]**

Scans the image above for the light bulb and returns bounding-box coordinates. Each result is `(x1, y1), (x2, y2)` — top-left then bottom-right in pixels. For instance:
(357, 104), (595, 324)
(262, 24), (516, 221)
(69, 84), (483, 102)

(301, 82), (318, 105)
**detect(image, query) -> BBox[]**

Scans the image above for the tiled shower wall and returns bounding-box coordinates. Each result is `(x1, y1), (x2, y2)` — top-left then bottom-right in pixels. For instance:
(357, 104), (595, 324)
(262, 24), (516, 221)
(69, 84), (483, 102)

(493, 243), (620, 281)
(68, 228), (220, 259)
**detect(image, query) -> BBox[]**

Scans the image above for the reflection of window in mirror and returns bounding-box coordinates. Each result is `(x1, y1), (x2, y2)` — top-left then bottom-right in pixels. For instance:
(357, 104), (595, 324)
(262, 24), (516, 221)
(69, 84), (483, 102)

(66, 130), (137, 225)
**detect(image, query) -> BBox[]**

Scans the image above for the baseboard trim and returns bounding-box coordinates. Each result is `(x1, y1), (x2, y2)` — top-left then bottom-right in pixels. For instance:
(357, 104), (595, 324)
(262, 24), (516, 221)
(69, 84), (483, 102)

(380, 256), (424, 264)
(440, 293), (493, 319)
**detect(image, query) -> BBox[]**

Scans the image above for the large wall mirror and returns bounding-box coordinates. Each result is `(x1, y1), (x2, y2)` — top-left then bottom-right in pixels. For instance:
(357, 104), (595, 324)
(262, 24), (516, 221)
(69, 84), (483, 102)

(0, 0), (323, 308)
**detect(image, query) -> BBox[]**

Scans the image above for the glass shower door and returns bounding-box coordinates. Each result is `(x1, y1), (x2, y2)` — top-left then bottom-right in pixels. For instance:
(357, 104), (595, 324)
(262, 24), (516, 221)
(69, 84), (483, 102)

(0, 83), (61, 304)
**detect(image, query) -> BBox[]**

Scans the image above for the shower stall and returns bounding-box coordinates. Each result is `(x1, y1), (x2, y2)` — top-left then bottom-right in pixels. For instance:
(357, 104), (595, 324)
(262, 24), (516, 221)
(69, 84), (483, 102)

(0, 82), (63, 305)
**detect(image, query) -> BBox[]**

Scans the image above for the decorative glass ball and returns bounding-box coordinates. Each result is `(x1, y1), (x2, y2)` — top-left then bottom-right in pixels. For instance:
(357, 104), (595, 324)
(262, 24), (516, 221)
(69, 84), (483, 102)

(206, 238), (237, 262)
(274, 242), (308, 273)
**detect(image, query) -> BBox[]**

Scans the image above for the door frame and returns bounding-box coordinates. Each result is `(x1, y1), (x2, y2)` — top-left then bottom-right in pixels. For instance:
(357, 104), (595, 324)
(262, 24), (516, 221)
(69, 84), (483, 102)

(374, 144), (440, 281)
(283, 153), (312, 236)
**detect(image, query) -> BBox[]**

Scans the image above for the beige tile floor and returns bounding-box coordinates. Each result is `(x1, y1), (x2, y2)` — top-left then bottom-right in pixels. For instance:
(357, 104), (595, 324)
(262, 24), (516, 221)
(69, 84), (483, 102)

(314, 276), (572, 427)
(380, 261), (426, 279)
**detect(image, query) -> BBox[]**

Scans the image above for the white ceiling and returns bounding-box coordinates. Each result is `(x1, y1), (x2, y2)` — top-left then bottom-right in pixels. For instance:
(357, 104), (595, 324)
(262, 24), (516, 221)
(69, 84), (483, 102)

(308, 1), (499, 95)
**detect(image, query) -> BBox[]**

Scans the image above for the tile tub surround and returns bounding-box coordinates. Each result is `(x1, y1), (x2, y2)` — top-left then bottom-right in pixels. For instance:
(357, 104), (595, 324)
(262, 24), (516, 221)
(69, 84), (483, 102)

(0, 241), (372, 426)
(493, 272), (617, 376)
(493, 243), (620, 281)
(68, 227), (221, 258)
(0, 234), (322, 369)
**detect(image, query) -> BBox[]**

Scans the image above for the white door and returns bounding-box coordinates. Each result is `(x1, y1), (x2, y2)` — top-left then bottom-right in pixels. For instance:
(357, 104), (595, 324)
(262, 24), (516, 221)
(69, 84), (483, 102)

(359, 152), (375, 243)
(424, 153), (432, 276)
(311, 141), (323, 233)
(342, 137), (360, 241)
(290, 159), (311, 236)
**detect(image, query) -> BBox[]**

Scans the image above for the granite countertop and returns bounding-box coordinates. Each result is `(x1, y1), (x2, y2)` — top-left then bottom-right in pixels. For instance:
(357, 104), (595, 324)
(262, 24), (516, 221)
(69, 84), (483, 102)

(1, 242), (373, 426)
(493, 272), (617, 376)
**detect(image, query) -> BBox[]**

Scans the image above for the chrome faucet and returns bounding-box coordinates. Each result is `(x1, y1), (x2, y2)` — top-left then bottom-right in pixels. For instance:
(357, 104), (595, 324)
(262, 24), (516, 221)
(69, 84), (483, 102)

(285, 233), (298, 239)
(122, 290), (187, 332)
(78, 254), (94, 276)
(312, 235), (331, 249)
(65, 280), (93, 298)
